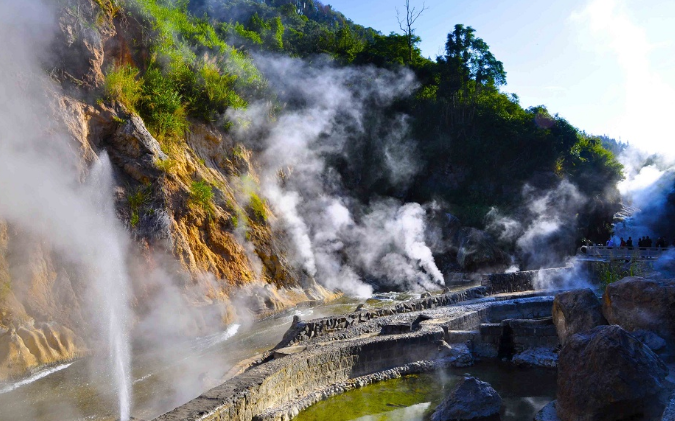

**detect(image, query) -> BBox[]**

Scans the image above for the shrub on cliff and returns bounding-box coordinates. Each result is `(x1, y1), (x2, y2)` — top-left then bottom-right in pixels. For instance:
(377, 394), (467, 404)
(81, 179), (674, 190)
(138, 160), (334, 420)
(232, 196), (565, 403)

(104, 64), (142, 111)
(190, 180), (214, 215)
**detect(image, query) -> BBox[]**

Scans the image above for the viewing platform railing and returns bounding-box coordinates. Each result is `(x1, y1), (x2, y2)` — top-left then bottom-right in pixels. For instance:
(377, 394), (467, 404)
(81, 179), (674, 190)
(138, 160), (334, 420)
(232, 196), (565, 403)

(578, 245), (671, 261)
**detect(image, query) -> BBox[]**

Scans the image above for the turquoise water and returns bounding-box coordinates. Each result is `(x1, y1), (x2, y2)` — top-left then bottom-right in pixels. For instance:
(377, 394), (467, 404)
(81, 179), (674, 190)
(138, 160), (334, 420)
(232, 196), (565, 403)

(295, 362), (557, 421)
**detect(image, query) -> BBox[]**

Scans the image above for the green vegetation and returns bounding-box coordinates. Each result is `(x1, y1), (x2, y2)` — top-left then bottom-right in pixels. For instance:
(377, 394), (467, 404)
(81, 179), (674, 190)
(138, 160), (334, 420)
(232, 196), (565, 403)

(155, 157), (177, 173)
(185, 1), (623, 238)
(248, 192), (267, 221)
(102, 0), (268, 140)
(104, 64), (142, 111)
(137, 67), (189, 140)
(190, 180), (214, 214)
(0, 280), (11, 302)
(128, 0), (265, 117)
(595, 260), (649, 291)
(127, 185), (152, 227)
(105, 0), (624, 245)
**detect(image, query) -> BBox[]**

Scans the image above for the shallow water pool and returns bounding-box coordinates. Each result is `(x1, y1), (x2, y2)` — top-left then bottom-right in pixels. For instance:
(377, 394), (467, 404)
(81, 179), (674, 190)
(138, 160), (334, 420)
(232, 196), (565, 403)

(295, 362), (557, 421)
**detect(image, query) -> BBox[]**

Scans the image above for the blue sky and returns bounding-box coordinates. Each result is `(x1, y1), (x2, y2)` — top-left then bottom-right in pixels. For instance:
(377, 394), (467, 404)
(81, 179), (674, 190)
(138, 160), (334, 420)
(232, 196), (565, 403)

(326, 0), (675, 156)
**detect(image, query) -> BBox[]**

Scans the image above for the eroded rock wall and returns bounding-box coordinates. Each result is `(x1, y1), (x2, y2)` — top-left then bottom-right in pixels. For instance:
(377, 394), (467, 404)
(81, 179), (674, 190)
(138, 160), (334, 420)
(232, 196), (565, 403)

(0, 0), (335, 380)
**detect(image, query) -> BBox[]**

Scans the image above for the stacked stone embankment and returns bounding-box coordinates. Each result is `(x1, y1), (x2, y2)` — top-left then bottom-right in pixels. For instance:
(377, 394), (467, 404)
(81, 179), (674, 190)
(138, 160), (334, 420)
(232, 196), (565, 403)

(154, 327), (444, 421)
(279, 286), (490, 347)
(482, 266), (572, 294)
(153, 272), (565, 421)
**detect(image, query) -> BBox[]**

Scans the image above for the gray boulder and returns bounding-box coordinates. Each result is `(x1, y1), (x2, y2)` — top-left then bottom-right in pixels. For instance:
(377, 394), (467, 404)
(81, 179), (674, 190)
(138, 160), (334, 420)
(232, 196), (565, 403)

(557, 325), (668, 421)
(431, 376), (502, 421)
(602, 277), (675, 347)
(552, 289), (607, 345)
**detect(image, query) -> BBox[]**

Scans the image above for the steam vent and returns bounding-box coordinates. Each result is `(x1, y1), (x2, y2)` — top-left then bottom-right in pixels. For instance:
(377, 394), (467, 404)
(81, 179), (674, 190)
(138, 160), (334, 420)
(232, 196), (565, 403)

(0, 0), (673, 421)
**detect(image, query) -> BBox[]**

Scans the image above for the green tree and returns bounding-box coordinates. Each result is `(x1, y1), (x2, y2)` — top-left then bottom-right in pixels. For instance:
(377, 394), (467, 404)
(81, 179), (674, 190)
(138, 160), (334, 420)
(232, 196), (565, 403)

(441, 24), (506, 91)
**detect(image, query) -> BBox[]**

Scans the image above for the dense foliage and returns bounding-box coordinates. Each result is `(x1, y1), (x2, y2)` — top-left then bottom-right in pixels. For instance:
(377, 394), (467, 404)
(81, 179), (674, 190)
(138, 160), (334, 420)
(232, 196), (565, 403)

(110, 0), (624, 245)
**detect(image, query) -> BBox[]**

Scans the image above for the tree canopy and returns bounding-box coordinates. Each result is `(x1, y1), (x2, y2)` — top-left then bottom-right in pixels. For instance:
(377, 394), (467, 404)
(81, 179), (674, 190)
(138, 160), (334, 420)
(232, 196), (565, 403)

(143, 0), (624, 243)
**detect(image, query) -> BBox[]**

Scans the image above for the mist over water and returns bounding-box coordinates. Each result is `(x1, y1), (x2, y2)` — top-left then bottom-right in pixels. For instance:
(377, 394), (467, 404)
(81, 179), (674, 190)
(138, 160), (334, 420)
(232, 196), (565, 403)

(0, 0), (131, 418)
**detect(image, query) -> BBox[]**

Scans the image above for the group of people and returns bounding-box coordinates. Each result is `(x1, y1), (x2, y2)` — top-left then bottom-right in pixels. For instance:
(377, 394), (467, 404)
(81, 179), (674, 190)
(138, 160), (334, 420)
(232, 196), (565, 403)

(607, 236), (674, 249)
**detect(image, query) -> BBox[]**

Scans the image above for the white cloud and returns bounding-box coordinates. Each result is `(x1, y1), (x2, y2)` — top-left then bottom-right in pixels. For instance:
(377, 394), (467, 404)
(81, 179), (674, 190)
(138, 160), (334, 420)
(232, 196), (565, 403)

(571, 0), (675, 157)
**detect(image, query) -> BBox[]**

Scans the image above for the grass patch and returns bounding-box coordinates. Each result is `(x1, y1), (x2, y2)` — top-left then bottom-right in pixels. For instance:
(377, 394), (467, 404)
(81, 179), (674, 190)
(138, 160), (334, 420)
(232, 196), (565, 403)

(249, 192), (267, 222)
(126, 0), (266, 126)
(127, 185), (152, 227)
(104, 64), (142, 111)
(190, 180), (214, 215)
(138, 67), (189, 140)
(155, 157), (177, 174)
(595, 259), (650, 291)
(0, 281), (11, 302)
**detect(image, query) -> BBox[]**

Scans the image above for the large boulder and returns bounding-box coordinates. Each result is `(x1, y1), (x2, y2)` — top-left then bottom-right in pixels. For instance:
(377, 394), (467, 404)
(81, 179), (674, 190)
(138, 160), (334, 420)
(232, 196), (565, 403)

(431, 376), (502, 421)
(552, 289), (607, 345)
(456, 228), (509, 271)
(602, 277), (675, 346)
(557, 325), (668, 421)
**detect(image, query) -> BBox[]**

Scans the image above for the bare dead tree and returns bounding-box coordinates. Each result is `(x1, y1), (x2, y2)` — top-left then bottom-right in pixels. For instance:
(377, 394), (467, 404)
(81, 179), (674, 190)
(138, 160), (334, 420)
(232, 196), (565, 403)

(396, 0), (428, 64)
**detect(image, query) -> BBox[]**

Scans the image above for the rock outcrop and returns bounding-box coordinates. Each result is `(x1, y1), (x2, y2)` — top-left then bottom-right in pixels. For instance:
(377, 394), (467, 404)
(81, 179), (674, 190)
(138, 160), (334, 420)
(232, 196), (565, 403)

(552, 288), (607, 345)
(512, 347), (558, 368)
(603, 277), (675, 347)
(0, 0), (340, 382)
(556, 325), (668, 421)
(431, 376), (502, 421)
(0, 322), (83, 380)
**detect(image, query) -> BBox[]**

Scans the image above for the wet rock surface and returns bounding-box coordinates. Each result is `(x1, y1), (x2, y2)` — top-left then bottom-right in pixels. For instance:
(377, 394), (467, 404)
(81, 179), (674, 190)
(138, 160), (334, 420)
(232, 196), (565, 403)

(552, 288), (607, 345)
(512, 347), (558, 368)
(557, 325), (669, 421)
(436, 341), (474, 367)
(431, 375), (502, 421)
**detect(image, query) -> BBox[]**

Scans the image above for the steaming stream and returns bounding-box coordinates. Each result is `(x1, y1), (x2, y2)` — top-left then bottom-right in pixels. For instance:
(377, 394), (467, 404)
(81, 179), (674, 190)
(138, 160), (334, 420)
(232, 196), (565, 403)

(0, 296), (394, 421)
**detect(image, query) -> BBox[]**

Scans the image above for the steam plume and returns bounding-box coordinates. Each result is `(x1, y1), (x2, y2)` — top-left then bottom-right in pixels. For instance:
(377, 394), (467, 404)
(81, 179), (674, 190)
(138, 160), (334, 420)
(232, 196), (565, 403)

(228, 55), (445, 295)
(0, 0), (131, 418)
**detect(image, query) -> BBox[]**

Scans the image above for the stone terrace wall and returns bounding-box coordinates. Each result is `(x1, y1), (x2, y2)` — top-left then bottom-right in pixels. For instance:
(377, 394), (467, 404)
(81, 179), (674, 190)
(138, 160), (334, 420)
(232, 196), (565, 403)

(154, 327), (445, 421)
(482, 267), (572, 294)
(281, 286), (494, 347)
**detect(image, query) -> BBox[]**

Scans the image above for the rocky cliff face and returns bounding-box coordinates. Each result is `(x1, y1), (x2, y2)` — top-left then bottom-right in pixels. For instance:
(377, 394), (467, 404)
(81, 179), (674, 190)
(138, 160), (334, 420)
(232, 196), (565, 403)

(0, 0), (335, 381)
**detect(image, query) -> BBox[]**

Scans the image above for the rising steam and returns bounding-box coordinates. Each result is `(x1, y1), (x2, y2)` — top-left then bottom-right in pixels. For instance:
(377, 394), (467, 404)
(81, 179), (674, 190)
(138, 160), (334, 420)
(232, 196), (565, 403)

(0, 0), (131, 418)
(228, 55), (445, 295)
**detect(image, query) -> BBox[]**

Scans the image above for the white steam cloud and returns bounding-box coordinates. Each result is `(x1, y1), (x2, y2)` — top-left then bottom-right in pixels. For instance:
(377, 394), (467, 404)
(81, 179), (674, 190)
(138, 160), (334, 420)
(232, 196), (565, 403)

(487, 180), (585, 270)
(229, 55), (444, 295)
(0, 0), (131, 418)
(613, 145), (675, 241)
